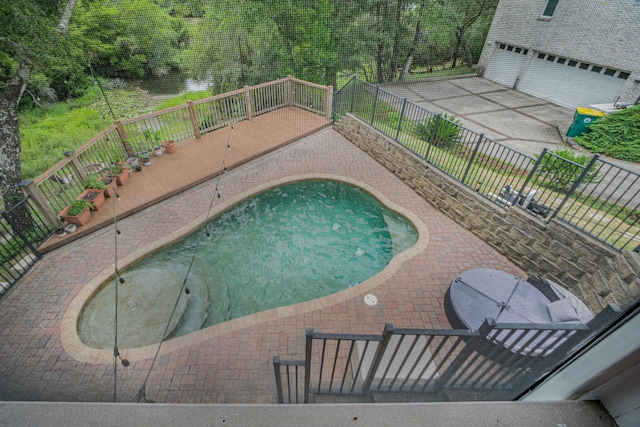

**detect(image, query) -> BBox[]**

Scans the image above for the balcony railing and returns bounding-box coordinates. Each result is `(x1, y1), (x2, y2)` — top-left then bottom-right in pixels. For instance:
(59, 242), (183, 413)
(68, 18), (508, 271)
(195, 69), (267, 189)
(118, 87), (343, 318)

(274, 306), (620, 404)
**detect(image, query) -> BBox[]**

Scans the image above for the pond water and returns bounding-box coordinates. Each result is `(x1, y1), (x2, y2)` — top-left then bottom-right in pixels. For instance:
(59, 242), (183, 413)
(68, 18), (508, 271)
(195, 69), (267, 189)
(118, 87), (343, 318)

(138, 70), (211, 95)
(78, 180), (418, 349)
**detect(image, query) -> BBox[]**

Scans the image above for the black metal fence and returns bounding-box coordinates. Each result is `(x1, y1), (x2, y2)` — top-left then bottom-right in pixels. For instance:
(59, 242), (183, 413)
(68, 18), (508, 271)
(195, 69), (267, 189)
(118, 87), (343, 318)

(0, 196), (55, 295)
(333, 77), (640, 251)
(273, 306), (619, 403)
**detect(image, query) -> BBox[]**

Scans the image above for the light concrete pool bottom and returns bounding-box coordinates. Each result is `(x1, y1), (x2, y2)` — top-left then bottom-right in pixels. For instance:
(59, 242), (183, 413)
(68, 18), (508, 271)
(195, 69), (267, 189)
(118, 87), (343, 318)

(61, 174), (430, 364)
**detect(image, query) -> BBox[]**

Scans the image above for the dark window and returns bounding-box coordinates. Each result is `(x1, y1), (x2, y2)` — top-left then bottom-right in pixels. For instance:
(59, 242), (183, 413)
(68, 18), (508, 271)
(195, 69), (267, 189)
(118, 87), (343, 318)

(591, 66), (602, 73)
(507, 45), (513, 51)
(538, 53), (546, 59)
(568, 60), (577, 67)
(557, 58), (566, 64)
(547, 55), (556, 62)
(515, 47), (522, 53)
(542, 0), (560, 17)
(523, 49), (529, 55)
(604, 68), (616, 76)
(579, 63), (590, 70)
(618, 72), (630, 80)
(499, 44), (506, 49)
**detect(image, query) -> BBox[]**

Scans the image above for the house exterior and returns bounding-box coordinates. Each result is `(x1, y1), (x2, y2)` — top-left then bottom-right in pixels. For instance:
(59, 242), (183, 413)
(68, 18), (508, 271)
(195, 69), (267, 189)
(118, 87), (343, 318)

(477, 0), (640, 109)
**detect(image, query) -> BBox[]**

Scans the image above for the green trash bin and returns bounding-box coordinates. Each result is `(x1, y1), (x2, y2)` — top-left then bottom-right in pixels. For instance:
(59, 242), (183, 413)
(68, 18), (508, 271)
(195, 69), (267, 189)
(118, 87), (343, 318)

(566, 107), (605, 137)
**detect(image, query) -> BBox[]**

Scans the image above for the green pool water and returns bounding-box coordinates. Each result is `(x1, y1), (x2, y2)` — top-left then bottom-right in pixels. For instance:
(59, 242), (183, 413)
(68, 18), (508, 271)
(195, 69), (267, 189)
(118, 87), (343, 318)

(79, 180), (418, 349)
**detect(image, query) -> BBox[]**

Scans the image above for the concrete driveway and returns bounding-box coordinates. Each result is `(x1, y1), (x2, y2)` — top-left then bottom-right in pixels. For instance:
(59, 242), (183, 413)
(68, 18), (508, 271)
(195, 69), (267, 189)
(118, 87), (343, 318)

(383, 76), (575, 158)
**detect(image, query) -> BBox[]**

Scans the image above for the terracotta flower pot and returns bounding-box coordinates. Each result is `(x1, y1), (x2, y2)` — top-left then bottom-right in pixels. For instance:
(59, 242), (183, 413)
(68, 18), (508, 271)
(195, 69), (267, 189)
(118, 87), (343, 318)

(116, 169), (129, 186)
(102, 180), (118, 198)
(77, 188), (106, 211)
(59, 205), (91, 226)
(163, 140), (177, 154)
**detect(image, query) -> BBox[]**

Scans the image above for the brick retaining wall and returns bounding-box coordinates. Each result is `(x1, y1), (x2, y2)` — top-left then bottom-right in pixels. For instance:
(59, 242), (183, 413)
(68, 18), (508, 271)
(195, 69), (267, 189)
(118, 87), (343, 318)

(334, 114), (640, 312)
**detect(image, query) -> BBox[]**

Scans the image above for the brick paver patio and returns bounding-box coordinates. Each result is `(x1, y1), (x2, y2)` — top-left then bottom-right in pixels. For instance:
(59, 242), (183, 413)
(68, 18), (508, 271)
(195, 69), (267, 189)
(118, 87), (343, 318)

(0, 119), (524, 403)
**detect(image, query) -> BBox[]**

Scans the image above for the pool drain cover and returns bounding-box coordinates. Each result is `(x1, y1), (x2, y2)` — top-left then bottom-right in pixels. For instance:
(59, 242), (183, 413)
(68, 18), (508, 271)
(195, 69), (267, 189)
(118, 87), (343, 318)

(364, 294), (378, 306)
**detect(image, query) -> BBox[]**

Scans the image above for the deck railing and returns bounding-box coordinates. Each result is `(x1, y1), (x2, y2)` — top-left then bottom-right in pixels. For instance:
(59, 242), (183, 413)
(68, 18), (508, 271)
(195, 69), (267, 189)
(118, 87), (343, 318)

(333, 77), (640, 251)
(19, 77), (332, 229)
(273, 306), (620, 403)
(1, 195), (55, 294)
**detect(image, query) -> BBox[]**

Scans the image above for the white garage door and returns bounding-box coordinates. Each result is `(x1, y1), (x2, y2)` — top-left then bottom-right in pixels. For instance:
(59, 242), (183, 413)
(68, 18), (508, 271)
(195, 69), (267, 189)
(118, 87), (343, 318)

(484, 43), (529, 88)
(519, 53), (629, 109)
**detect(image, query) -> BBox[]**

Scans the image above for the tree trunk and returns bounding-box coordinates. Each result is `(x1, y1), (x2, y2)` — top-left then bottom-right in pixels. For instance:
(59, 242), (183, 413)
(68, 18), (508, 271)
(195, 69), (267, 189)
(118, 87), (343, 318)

(56, 0), (78, 36)
(464, 42), (473, 68)
(374, 4), (385, 84)
(399, 14), (423, 82)
(0, 63), (34, 230)
(451, 29), (462, 68)
(1, 0), (77, 225)
(386, 0), (404, 82)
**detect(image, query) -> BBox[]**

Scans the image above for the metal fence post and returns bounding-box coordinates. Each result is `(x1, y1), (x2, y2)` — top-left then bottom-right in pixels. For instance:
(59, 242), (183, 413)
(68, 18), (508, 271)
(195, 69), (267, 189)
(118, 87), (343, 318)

(273, 356), (284, 403)
(2, 206), (42, 260)
(361, 323), (394, 395)
(548, 154), (601, 221)
(304, 328), (313, 403)
(349, 76), (357, 113)
(370, 86), (380, 126)
(461, 133), (485, 185)
(395, 98), (408, 142)
(517, 148), (548, 203)
(424, 115), (440, 162)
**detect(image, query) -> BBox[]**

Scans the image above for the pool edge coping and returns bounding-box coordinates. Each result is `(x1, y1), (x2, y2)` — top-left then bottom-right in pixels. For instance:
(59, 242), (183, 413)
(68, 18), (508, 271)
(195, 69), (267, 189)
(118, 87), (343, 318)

(60, 173), (430, 364)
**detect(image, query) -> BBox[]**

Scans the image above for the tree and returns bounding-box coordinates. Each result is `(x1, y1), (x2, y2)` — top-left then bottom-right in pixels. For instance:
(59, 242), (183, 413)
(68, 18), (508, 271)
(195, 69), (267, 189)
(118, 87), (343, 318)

(264, 0), (343, 85)
(70, 0), (182, 78)
(186, 0), (279, 92)
(449, 0), (497, 68)
(399, 0), (427, 81)
(367, 0), (413, 83)
(0, 0), (78, 215)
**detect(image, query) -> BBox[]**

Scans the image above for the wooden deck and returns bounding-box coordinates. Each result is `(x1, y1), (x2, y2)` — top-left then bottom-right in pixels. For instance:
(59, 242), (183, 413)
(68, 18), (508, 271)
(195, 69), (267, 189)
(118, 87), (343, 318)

(39, 107), (332, 253)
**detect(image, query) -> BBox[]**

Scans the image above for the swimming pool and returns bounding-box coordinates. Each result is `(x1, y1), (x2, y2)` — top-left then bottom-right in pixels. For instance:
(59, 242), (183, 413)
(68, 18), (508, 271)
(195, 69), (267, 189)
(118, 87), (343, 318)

(77, 179), (419, 350)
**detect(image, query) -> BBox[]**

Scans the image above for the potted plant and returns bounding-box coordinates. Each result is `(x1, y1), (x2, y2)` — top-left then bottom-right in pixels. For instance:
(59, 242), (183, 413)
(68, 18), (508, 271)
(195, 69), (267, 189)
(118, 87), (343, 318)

(139, 150), (152, 166)
(84, 174), (116, 199)
(112, 163), (129, 186)
(154, 145), (163, 157)
(163, 139), (177, 154)
(59, 199), (93, 226)
(77, 187), (106, 211)
(128, 157), (141, 171)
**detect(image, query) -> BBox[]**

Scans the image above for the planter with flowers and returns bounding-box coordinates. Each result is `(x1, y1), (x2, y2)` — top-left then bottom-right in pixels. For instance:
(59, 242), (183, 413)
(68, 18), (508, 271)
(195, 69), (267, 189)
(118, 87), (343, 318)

(84, 174), (116, 199)
(77, 188), (105, 211)
(59, 199), (93, 227)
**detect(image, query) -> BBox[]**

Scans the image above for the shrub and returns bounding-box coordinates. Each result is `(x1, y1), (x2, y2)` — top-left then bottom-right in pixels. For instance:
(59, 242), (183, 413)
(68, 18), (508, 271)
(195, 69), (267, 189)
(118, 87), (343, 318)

(574, 105), (640, 162)
(387, 111), (407, 133)
(535, 148), (600, 193)
(414, 113), (462, 147)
